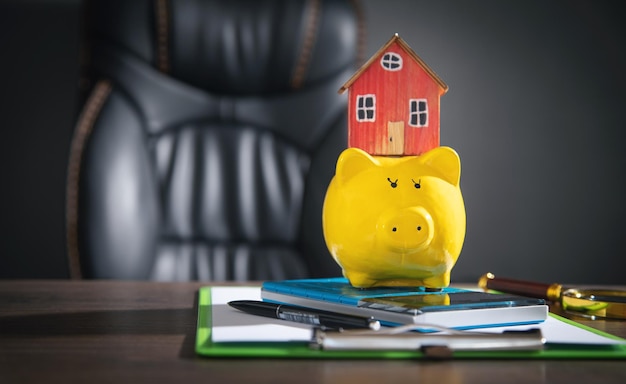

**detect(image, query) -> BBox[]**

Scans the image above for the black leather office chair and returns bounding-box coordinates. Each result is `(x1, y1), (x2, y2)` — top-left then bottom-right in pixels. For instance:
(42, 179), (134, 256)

(65, 0), (364, 281)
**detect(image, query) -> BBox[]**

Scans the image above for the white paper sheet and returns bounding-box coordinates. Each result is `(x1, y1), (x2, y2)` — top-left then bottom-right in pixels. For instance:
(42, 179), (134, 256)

(466, 315), (625, 345)
(210, 287), (625, 345)
(211, 286), (313, 342)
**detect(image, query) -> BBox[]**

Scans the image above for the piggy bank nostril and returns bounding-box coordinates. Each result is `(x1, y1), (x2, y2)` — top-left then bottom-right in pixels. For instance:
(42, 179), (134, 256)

(392, 227), (397, 232)
(417, 226), (422, 231)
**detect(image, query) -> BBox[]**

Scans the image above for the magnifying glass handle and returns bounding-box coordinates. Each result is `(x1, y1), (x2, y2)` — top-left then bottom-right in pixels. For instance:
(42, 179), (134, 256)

(478, 273), (562, 301)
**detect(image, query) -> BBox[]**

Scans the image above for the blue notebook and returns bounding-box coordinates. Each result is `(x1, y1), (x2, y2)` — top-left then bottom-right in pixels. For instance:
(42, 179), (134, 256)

(261, 277), (548, 329)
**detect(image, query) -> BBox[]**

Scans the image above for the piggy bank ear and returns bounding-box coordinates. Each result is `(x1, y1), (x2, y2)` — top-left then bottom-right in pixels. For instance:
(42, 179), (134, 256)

(335, 148), (378, 184)
(421, 146), (461, 186)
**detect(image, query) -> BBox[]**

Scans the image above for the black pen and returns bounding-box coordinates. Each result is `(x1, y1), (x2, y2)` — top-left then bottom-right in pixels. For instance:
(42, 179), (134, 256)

(228, 300), (381, 330)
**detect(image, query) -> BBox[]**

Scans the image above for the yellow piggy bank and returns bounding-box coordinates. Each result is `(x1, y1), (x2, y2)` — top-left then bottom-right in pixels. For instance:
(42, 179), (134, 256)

(322, 147), (466, 289)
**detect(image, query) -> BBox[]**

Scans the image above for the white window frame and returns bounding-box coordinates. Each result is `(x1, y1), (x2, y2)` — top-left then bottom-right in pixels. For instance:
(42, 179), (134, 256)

(356, 94), (376, 122)
(409, 98), (428, 127)
(380, 52), (403, 71)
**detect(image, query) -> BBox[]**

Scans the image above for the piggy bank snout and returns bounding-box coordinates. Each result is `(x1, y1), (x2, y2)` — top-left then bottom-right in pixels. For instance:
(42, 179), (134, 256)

(378, 206), (434, 251)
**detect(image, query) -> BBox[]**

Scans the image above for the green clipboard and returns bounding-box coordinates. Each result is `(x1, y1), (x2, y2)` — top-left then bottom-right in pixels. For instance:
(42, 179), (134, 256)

(195, 287), (626, 359)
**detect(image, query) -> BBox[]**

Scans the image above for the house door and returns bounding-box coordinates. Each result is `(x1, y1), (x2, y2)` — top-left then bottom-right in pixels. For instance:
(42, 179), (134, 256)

(386, 121), (404, 155)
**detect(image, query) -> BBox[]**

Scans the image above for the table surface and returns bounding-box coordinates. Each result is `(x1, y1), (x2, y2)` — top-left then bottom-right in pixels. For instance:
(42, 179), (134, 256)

(1, 280), (625, 384)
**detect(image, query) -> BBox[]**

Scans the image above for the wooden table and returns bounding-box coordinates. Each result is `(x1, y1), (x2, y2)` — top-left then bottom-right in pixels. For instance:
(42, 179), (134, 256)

(1, 280), (625, 383)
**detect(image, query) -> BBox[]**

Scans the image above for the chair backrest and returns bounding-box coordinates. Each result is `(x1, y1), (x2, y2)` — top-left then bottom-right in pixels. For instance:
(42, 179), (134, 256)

(66, 0), (364, 281)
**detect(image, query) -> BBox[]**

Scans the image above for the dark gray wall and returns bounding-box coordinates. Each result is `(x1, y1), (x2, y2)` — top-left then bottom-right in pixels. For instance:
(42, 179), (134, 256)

(0, 0), (80, 278)
(1, 0), (624, 284)
(362, 0), (625, 284)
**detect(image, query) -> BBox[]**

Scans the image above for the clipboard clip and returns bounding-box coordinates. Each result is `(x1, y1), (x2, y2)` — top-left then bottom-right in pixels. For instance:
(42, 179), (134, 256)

(311, 323), (545, 358)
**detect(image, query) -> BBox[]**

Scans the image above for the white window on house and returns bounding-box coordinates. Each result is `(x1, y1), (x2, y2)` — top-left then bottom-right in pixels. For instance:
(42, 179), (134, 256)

(380, 52), (402, 71)
(356, 94), (376, 122)
(409, 99), (428, 127)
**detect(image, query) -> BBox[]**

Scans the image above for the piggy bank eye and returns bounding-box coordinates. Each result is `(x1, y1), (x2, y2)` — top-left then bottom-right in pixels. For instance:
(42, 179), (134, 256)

(387, 178), (398, 188)
(412, 179), (421, 189)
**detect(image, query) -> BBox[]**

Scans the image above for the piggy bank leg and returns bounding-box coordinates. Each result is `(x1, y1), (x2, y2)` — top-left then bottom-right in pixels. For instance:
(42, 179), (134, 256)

(344, 271), (379, 288)
(422, 272), (451, 290)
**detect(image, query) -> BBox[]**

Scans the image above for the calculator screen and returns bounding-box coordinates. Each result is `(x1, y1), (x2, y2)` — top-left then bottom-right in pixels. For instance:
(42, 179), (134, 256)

(358, 292), (545, 314)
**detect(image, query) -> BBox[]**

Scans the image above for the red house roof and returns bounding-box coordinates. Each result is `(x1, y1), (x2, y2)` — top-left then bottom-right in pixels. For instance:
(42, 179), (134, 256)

(339, 33), (448, 95)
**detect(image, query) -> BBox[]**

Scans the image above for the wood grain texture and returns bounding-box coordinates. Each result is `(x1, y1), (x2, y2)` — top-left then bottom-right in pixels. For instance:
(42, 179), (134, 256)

(1, 280), (625, 384)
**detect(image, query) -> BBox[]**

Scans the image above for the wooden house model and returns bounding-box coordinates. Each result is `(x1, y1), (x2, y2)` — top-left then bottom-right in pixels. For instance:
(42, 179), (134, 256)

(339, 34), (448, 156)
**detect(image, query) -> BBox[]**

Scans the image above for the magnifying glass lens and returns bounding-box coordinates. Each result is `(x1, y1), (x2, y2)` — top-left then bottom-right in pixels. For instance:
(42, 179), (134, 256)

(561, 289), (626, 320)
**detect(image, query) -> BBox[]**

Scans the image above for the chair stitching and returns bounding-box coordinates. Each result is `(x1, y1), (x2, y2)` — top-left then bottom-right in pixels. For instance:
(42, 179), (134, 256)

(65, 80), (113, 279)
(155, 0), (170, 73)
(291, 0), (321, 89)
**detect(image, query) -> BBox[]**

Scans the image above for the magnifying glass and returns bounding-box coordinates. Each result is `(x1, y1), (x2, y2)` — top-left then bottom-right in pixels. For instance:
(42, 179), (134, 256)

(478, 273), (626, 320)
